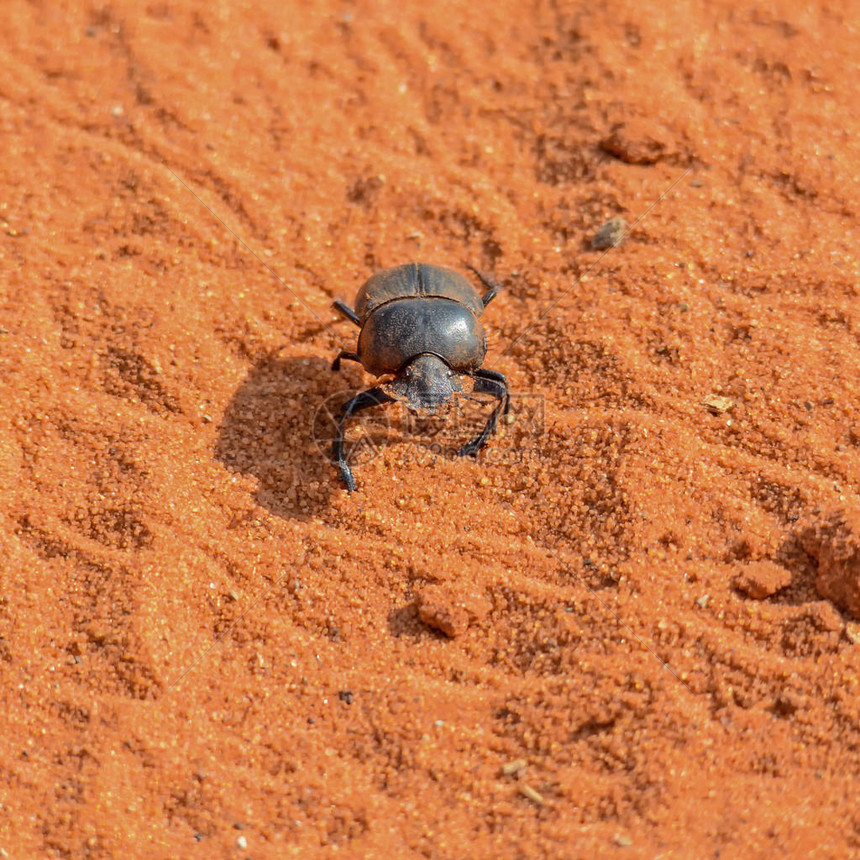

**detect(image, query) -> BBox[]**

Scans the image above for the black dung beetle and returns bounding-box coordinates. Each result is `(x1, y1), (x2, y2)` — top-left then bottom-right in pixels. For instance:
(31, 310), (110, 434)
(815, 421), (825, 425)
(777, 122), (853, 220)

(331, 262), (510, 492)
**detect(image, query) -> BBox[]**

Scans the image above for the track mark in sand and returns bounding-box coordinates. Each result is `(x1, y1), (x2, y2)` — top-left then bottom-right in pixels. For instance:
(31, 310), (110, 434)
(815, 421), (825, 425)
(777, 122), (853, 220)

(15, 516), (161, 700)
(100, 344), (182, 417)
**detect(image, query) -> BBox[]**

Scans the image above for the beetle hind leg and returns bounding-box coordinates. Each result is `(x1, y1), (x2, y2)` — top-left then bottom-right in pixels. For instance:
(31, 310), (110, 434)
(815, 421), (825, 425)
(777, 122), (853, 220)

(458, 369), (509, 458)
(332, 386), (393, 492)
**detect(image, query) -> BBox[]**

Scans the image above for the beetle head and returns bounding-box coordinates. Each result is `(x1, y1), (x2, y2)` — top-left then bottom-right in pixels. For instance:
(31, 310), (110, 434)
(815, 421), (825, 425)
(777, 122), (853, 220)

(384, 353), (462, 415)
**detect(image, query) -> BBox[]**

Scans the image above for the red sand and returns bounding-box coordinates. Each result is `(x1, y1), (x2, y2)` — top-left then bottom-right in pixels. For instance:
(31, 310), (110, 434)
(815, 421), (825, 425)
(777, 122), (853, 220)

(2, 1), (860, 856)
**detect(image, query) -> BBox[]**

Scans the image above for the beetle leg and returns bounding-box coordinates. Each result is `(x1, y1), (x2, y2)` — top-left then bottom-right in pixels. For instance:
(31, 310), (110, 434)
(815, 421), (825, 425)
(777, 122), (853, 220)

(333, 300), (361, 326)
(332, 386), (393, 493)
(479, 288), (499, 309)
(464, 264), (501, 309)
(458, 369), (509, 458)
(480, 285), (499, 308)
(332, 351), (361, 371)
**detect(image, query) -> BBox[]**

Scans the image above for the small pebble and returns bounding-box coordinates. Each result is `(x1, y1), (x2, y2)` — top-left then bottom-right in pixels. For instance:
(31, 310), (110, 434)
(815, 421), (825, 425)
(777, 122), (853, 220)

(591, 217), (628, 250)
(703, 395), (734, 414)
(518, 784), (544, 805)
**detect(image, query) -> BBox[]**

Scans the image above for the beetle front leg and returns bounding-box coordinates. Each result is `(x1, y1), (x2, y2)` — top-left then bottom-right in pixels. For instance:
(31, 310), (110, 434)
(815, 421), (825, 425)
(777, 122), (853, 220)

(333, 300), (361, 326)
(458, 369), (509, 458)
(332, 386), (393, 492)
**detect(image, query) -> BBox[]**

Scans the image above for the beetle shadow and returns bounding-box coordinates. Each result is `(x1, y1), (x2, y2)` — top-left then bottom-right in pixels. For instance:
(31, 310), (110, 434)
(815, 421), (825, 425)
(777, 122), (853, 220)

(215, 351), (367, 520)
(756, 528), (839, 610)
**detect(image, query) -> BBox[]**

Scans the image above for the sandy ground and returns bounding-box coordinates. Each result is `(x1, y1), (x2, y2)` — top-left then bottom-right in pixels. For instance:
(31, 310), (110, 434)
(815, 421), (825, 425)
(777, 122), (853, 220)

(2, 0), (860, 857)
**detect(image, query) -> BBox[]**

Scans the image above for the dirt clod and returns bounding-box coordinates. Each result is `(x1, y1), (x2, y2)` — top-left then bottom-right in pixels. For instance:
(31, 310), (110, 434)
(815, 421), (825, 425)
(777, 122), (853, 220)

(733, 561), (792, 599)
(416, 584), (492, 637)
(599, 117), (676, 164)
